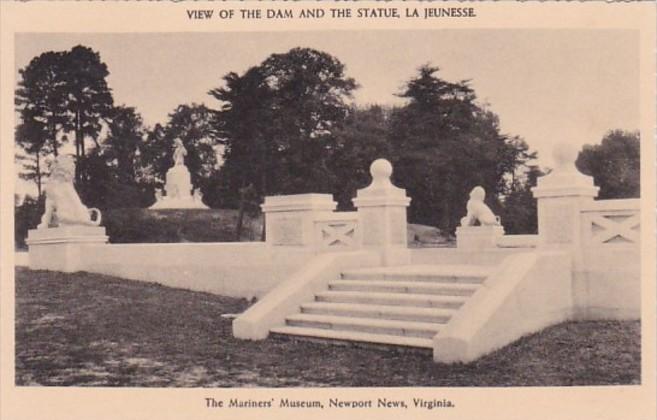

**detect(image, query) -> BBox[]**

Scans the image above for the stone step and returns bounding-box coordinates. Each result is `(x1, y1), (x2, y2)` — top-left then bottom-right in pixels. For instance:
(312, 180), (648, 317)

(270, 326), (434, 349)
(285, 313), (442, 339)
(315, 291), (466, 309)
(328, 279), (479, 296)
(341, 264), (490, 284)
(301, 302), (454, 323)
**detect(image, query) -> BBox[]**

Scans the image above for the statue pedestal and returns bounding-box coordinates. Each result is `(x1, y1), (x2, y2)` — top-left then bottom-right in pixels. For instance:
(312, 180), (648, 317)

(456, 225), (504, 250)
(150, 165), (208, 209)
(26, 226), (108, 272)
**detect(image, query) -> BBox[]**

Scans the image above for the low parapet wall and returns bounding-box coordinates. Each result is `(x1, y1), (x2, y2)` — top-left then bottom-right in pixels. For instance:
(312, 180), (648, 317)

(75, 242), (312, 299)
(574, 198), (641, 319)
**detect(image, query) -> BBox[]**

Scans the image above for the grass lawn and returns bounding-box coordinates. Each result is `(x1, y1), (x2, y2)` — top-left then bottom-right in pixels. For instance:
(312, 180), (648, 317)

(15, 268), (640, 387)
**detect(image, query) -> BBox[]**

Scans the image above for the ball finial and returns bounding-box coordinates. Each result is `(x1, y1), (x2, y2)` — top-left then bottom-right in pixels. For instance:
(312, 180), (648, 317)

(370, 158), (393, 182)
(552, 142), (579, 170)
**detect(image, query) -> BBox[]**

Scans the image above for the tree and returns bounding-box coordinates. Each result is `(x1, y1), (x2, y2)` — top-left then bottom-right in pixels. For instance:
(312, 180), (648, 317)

(208, 66), (274, 210)
(162, 104), (221, 191)
(330, 105), (392, 209)
(102, 106), (145, 184)
(210, 47), (357, 202)
(259, 48), (358, 194)
(61, 45), (114, 159)
(138, 123), (169, 187)
(210, 48), (357, 237)
(390, 65), (535, 232)
(139, 104), (221, 202)
(16, 46), (114, 187)
(14, 194), (45, 250)
(15, 51), (69, 161)
(15, 110), (53, 197)
(576, 130), (640, 199)
(499, 165), (545, 234)
(76, 106), (154, 210)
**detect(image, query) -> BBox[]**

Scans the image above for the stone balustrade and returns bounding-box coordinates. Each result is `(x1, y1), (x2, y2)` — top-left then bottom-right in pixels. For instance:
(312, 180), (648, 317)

(312, 212), (361, 252)
(580, 198), (640, 246)
(262, 159), (410, 264)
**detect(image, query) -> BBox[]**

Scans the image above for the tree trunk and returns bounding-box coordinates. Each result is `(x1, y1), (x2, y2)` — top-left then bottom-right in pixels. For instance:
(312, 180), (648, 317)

(260, 171), (267, 241)
(51, 122), (58, 157)
(235, 183), (246, 241)
(35, 149), (42, 197)
(77, 110), (85, 157)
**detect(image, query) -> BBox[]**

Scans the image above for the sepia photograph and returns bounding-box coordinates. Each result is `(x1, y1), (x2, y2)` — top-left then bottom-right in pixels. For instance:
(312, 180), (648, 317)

(1, 2), (655, 420)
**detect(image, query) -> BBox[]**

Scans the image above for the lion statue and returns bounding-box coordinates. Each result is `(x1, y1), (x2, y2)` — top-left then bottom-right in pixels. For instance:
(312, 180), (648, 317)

(460, 186), (500, 227)
(38, 155), (101, 228)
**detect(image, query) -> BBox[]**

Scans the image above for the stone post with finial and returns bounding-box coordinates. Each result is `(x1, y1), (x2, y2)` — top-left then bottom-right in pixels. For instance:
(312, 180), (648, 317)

(532, 142), (599, 251)
(352, 159), (411, 266)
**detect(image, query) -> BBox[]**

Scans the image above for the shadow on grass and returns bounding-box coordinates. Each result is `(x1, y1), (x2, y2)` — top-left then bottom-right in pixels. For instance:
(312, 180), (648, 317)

(15, 267), (640, 387)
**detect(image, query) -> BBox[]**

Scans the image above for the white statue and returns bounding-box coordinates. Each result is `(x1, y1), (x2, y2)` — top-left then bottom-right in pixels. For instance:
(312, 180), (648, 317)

(172, 138), (187, 166)
(460, 186), (500, 227)
(193, 188), (203, 203)
(38, 155), (101, 228)
(149, 139), (208, 209)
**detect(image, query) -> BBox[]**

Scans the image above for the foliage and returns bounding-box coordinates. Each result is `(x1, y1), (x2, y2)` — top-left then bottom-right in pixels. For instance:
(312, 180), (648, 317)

(576, 130), (640, 199)
(15, 51), (69, 158)
(72, 104), (152, 210)
(139, 104), (221, 205)
(390, 65), (536, 232)
(14, 195), (44, 249)
(330, 105), (392, 209)
(15, 51), (68, 194)
(62, 45), (114, 159)
(102, 209), (262, 243)
(210, 47), (357, 209)
(499, 165), (544, 234)
(76, 150), (148, 210)
(15, 45), (114, 189)
(101, 106), (145, 184)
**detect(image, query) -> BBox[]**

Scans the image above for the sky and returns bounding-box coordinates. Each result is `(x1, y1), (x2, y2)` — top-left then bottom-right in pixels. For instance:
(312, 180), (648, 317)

(15, 30), (639, 195)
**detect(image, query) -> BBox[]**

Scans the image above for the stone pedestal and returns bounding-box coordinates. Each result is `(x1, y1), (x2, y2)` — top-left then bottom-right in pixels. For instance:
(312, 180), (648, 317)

(456, 225), (504, 250)
(352, 159), (411, 266)
(150, 164), (208, 209)
(26, 226), (108, 272)
(261, 194), (337, 247)
(531, 143), (599, 250)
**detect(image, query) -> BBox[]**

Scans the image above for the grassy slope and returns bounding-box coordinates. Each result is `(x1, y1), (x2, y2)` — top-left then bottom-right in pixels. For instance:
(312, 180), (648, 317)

(15, 268), (640, 387)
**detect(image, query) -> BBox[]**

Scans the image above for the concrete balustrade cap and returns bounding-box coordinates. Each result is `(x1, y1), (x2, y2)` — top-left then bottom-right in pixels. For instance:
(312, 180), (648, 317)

(261, 193), (337, 212)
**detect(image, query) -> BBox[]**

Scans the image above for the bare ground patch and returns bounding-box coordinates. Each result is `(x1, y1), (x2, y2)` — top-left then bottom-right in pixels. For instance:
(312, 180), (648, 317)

(15, 268), (640, 387)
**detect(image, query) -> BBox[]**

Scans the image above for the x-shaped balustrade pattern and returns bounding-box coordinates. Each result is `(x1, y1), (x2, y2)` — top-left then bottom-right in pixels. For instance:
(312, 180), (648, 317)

(313, 212), (361, 251)
(581, 199), (640, 246)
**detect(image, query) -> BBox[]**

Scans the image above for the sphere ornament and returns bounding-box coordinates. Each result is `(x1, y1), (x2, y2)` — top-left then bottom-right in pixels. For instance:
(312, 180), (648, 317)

(552, 142), (579, 171)
(369, 158), (393, 188)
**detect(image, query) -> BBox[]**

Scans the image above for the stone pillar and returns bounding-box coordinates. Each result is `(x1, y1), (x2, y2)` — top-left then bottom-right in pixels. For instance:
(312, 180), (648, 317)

(26, 226), (108, 273)
(352, 159), (411, 266)
(261, 194), (337, 247)
(531, 142), (599, 251)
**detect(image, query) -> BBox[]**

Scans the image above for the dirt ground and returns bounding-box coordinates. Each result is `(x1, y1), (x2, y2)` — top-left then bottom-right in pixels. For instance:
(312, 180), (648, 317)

(15, 268), (641, 387)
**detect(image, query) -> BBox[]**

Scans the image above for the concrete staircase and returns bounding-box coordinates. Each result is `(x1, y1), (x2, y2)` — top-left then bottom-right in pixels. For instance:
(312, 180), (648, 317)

(269, 264), (491, 349)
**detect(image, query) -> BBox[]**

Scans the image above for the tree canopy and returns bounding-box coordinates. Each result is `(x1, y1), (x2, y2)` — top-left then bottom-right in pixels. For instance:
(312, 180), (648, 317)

(389, 65), (535, 232)
(15, 45), (114, 191)
(210, 47), (358, 206)
(576, 130), (640, 199)
(23, 44), (640, 242)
